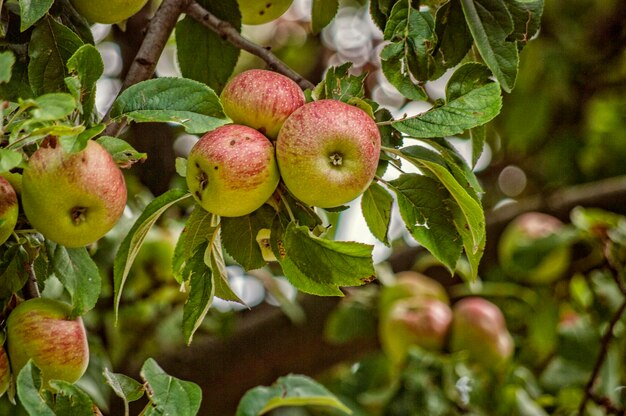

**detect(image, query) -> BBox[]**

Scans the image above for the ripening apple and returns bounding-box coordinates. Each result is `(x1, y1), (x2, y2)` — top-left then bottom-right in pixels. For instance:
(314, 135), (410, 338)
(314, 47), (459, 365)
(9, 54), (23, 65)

(220, 69), (305, 139)
(498, 212), (570, 285)
(187, 125), (280, 217)
(0, 345), (9, 397)
(70, 0), (150, 24)
(7, 298), (89, 385)
(276, 99), (381, 208)
(380, 298), (452, 364)
(239, 0), (294, 25)
(449, 297), (514, 368)
(0, 176), (18, 245)
(21, 137), (127, 248)
(380, 271), (449, 320)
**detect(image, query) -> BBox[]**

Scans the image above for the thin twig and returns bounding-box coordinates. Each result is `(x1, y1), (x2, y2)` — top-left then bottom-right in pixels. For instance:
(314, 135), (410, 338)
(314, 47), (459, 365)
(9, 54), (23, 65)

(23, 262), (40, 299)
(578, 298), (626, 415)
(185, 1), (315, 91)
(103, 0), (191, 137)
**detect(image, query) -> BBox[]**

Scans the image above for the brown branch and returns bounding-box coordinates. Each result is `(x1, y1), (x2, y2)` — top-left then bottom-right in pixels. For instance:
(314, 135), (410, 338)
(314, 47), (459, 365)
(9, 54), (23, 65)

(578, 298), (626, 415)
(185, 1), (315, 91)
(23, 262), (40, 299)
(103, 0), (191, 137)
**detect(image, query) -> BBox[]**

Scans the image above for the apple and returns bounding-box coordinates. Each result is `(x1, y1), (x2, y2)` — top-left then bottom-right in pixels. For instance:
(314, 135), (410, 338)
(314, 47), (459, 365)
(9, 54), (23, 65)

(449, 297), (514, 368)
(276, 99), (381, 208)
(7, 298), (89, 385)
(381, 298), (452, 364)
(256, 228), (277, 262)
(220, 69), (305, 139)
(0, 345), (9, 397)
(239, 0), (294, 25)
(187, 125), (280, 217)
(70, 0), (150, 24)
(21, 137), (127, 248)
(0, 176), (18, 245)
(380, 271), (449, 319)
(498, 212), (570, 285)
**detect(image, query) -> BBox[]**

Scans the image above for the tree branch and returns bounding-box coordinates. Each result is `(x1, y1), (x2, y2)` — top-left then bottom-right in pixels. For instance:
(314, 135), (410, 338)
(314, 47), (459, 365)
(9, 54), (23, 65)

(185, 1), (315, 91)
(578, 298), (626, 415)
(23, 262), (40, 299)
(103, 0), (190, 137)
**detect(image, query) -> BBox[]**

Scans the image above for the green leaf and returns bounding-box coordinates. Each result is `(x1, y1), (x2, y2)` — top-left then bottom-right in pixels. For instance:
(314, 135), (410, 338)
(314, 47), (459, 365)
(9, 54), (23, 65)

(312, 0), (339, 34)
(19, 0), (54, 31)
(391, 82), (502, 138)
(207, 227), (243, 303)
(30, 93), (77, 121)
(461, 0), (519, 92)
(28, 17), (84, 95)
(400, 146), (485, 278)
(141, 358), (202, 416)
(182, 242), (214, 345)
(114, 189), (191, 319)
(380, 42), (428, 101)
(173, 206), (215, 280)
(109, 78), (229, 134)
(221, 205), (275, 271)
(0, 149), (23, 172)
(0, 246), (30, 300)
(96, 136), (147, 168)
(361, 182), (393, 246)
(280, 223), (375, 296)
(46, 242), (101, 316)
(434, 0), (473, 69)
(67, 44), (104, 124)
(503, 0), (544, 50)
(314, 63), (366, 102)
(176, 0), (241, 94)
(445, 62), (494, 102)
(388, 173), (462, 272)
(236, 374), (352, 416)
(48, 380), (95, 416)
(16, 362), (55, 416)
(383, 1), (440, 82)
(0, 51), (15, 83)
(104, 368), (145, 416)
(470, 124), (486, 168)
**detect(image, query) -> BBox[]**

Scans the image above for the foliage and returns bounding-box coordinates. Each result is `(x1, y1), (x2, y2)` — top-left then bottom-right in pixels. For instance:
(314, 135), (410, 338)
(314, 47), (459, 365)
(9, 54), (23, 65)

(3, 0), (620, 414)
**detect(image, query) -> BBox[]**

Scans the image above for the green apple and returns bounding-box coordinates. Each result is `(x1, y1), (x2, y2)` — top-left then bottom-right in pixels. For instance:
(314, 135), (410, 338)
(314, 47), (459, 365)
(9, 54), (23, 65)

(187, 125), (280, 217)
(220, 69), (305, 139)
(70, 0), (150, 24)
(239, 0), (294, 25)
(256, 228), (277, 262)
(7, 298), (89, 385)
(449, 297), (514, 368)
(0, 176), (18, 245)
(381, 298), (452, 365)
(0, 344), (9, 397)
(498, 212), (570, 285)
(276, 99), (381, 208)
(21, 138), (127, 248)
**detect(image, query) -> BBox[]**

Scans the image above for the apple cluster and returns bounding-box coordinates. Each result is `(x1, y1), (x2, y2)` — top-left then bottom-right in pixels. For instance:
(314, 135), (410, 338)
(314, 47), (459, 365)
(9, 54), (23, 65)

(380, 271), (514, 369)
(186, 69), (381, 217)
(0, 298), (89, 397)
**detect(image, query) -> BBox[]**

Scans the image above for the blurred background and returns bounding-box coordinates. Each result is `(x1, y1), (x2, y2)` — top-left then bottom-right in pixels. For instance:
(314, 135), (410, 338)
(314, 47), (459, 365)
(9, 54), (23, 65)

(24, 0), (624, 414)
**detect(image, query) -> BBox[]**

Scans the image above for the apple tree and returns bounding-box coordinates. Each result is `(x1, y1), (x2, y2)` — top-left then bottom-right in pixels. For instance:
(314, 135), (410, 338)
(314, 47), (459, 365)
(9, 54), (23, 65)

(5, 0), (621, 414)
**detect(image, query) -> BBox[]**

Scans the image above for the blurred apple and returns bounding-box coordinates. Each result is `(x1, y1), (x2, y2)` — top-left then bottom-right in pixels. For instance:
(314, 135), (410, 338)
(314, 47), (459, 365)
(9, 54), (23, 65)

(379, 271), (448, 319)
(0, 345), (9, 397)
(498, 212), (571, 284)
(380, 298), (452, 365)
(449, 297), (514, 368)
